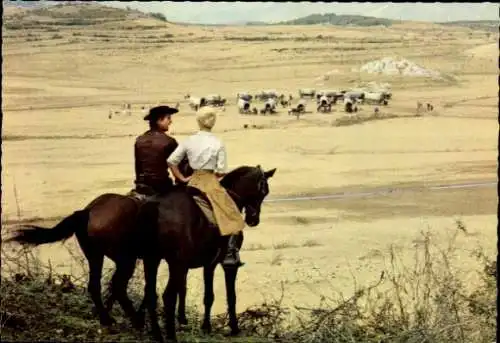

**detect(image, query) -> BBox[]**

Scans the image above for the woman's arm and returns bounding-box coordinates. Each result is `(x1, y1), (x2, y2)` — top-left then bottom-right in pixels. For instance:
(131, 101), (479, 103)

(169, 164), (191, 183)
(167, 143), (190, 183)
(215, 143), (228, 179)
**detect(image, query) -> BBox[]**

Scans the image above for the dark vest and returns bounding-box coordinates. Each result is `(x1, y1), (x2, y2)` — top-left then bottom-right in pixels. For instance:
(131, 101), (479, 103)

(134, 129), (178, 195)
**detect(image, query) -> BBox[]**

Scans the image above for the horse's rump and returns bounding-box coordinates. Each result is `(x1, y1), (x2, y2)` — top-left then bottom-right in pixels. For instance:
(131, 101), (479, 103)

(83, 193), (147, 257)
(85, 193), (140, 224)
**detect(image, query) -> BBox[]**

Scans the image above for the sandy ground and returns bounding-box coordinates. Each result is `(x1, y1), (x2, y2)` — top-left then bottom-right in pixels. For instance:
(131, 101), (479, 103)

(2, 8), (498, 315)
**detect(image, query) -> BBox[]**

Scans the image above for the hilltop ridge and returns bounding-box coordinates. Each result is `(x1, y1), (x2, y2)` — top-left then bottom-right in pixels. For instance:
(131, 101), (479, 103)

(2, 2), (168, 28)
(3, 2), (498, 31)
(274, 12), (397, 27)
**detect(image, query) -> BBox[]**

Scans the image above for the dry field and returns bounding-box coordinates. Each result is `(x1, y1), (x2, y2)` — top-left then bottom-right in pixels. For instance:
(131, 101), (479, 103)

(2, 5), (498, 316)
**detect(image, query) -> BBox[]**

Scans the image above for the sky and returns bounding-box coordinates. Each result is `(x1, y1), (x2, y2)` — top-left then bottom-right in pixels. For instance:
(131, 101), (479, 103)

(97, 2), (500, 24)
(6, 1), (500, 24)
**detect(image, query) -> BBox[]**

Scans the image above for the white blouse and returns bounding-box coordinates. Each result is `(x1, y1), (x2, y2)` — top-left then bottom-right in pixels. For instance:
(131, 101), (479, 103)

(167, 131), (227, 174)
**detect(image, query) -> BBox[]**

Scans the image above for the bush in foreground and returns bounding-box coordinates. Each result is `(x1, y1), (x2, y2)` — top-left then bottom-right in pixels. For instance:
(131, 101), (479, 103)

(284, 225), (496, 343)
(1, 222), (496, 342)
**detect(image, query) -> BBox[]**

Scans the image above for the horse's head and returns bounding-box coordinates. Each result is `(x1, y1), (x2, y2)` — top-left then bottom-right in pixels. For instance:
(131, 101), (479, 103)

(221, 165), (277, 227)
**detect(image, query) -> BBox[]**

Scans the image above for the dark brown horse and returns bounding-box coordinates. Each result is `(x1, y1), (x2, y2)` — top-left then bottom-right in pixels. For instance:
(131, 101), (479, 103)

(135, 165), (276, 342)
(7, 194), (145, 327)
(6, 161), (194, 330)
(8, 165), (277, 342)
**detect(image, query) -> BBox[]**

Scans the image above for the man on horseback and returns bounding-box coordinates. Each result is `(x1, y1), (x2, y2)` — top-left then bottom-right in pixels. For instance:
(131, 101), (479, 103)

(132, 105), (186, 200)
(167, 107), (245, 267)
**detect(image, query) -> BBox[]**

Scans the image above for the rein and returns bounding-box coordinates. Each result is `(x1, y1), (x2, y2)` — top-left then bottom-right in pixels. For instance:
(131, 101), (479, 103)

(225, 189), (243, 208)
(225, 188), (257, 215)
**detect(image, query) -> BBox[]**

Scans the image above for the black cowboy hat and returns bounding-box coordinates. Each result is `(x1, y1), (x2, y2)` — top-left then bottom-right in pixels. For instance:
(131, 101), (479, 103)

(143, 105), (178, 121)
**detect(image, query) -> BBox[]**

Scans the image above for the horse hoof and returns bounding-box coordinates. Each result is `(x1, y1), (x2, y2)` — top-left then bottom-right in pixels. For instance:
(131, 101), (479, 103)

(101, 326), (119, 335)
(151, 329), (164, 343)
(133, 319), (144, 330)
(201, 323), (212, 335)
(229, 328), (241, 336)
(135, 313), (145, 330)
(177, 325), (189, 332)
(100, 315), (116, 327)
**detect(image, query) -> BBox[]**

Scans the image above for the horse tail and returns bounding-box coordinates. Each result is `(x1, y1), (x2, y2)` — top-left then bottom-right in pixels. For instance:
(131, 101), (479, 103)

(6, 209), (89, 246)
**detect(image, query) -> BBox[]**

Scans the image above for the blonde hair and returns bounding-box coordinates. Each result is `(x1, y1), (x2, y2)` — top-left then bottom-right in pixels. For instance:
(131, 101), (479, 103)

(196, 106), (218, 131)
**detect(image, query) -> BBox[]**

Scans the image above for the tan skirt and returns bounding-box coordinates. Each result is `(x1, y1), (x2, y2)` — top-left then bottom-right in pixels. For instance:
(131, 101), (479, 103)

(188, 170), (245, 236)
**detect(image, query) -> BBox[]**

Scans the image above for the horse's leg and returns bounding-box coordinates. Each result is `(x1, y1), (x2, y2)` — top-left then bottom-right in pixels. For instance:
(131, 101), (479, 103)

(223, 265), (241, 336)
(177, 269), (189, 326)
(201, 264), (216, 334)
(110, 258), (141, 328)
(162, 264), (186, 342)
(104, 279), (116, 313)
(138, 257), (163, 342)
(87, 253), (115, 326)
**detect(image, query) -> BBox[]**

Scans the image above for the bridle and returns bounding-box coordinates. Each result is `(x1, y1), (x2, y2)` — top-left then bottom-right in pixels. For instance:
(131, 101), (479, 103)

(225, 168), (267, 216)
(226, 189), (257, 215)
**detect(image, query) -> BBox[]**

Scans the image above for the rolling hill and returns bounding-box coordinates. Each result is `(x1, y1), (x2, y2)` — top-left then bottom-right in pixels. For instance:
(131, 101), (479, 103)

(274, 13), (397, 27)
(3, 1), (498, 33)
(438, 20), (499, 33)
(247, 12), (498, 32)
(2, 2), (167, 28)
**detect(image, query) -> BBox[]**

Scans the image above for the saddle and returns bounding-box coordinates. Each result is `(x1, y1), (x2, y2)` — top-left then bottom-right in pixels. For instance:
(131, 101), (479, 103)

(126, 186), (217, 227)
(127, 187), (159, 205)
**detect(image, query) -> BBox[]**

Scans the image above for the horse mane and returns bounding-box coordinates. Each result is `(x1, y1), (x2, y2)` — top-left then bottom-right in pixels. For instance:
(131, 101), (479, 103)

(220, 166), (255, 188)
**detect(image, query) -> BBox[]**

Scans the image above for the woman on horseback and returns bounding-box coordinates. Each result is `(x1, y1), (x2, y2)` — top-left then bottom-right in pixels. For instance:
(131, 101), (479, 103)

(167, 107), (245, 267)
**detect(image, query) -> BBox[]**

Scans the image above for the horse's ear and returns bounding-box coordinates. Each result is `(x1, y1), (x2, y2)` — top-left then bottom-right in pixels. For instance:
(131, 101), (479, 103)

(264, 168), (276, 179)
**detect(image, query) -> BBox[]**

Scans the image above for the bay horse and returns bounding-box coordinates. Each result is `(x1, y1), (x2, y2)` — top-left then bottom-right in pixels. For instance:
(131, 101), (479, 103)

(6, 160), (195, 330)
(7, 165), (277, 342)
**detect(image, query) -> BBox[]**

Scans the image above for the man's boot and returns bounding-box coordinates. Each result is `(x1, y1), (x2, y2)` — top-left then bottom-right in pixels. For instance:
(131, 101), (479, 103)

(222, 235), (244, 267)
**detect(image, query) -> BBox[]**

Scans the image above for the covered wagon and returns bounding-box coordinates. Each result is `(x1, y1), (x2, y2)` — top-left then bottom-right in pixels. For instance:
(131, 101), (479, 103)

(298, 88), (316, 99)
(236, 92), (253, 102)
(188, 96), (206, 111)
(260, 98), (277, 115)
(238, 98), (252, 114)
(316, 95), (332, 113)
(363, 91), (389, 105)
(204, 94), (226, 107)
(255, 90), (278, 101)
